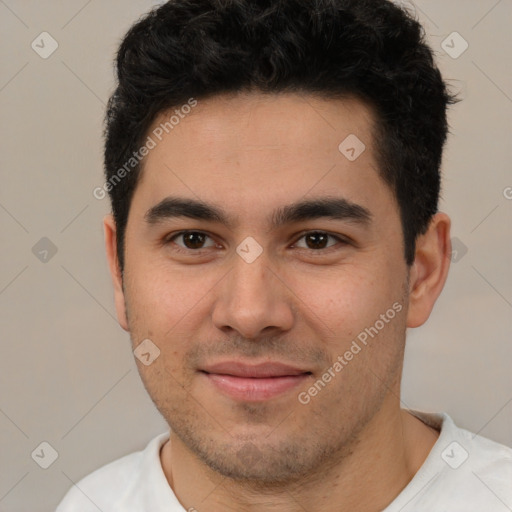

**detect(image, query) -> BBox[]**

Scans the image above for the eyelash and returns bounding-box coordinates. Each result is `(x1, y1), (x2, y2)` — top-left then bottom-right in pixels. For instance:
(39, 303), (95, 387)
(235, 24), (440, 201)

(164, 230), (350, 255)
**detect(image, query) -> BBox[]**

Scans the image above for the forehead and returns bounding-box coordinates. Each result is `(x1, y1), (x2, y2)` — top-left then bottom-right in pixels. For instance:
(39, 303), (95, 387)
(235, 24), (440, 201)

(130, 92), (394, 226)
(146, 91), (376, 156)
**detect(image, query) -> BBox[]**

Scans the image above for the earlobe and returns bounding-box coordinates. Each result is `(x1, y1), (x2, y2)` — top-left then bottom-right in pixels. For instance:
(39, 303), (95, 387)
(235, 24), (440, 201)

(406, 212), (451, 328)
(103, 214), (129, 331)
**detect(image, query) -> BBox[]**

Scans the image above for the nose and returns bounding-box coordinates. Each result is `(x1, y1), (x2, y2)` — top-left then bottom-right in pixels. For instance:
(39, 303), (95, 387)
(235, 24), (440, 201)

(212, 250), (295, 339)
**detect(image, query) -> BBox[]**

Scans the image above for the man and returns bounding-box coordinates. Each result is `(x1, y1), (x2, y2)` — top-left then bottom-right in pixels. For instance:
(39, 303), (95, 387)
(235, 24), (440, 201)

(57, 0), (512, 510)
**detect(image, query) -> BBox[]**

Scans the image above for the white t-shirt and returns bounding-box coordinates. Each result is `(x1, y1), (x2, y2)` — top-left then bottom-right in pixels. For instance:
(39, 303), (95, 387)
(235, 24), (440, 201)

(56, 410), (512, 511)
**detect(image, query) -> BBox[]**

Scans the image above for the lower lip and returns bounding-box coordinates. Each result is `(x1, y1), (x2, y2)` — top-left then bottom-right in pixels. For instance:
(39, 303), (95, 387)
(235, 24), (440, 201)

(202, 372), (311, 401)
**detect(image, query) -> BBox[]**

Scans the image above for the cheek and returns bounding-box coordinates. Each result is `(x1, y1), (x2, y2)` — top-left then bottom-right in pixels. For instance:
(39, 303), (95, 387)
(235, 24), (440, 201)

(128, 261), (197, 318)
(290, 265), (391, 342)
(124, 262), (218, 356)
(124, 268), (176, 343)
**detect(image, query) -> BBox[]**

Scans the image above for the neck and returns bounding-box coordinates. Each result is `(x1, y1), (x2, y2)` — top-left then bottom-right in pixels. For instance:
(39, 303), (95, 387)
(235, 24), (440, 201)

(160, 401), (439, 512)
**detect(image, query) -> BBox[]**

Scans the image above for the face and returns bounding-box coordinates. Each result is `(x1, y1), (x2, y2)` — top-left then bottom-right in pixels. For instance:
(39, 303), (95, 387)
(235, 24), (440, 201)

(111, 92), (413, 483)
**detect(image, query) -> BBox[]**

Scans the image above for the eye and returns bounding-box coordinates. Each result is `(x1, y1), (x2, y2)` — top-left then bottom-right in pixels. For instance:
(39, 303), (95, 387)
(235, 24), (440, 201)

(164, 230), (349, 255)
(292, 231), (347, 251)
(166, 231), (217, 252)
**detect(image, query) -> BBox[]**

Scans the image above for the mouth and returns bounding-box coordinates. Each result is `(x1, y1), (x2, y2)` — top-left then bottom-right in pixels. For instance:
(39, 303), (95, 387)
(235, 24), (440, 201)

(199, 361), (313, 402)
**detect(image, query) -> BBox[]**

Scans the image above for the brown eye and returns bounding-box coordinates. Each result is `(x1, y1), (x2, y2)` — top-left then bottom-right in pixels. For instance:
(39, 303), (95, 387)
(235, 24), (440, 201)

(167, 231), (216, 251)
(305, 232), (329, 249)
(181, 232), (206, 249)
(294, 231), (345, 250)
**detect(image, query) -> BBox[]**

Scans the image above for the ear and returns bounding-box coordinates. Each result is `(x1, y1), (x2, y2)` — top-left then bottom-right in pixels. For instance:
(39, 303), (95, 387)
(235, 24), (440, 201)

(406, 212), (451, 328)
(103, 214), (129, 331)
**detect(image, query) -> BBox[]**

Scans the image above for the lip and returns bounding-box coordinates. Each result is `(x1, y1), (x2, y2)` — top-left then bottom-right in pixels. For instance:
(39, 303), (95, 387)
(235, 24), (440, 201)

(201, 361), (310, 378)
(199, 361), (312, 402)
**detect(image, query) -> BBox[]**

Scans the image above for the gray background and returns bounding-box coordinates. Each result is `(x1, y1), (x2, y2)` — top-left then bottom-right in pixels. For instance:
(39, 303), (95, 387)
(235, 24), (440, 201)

(0, 1), (511, 511)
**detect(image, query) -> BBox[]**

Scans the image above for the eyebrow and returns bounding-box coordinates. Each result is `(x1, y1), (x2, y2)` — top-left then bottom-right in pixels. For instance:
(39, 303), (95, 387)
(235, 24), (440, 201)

(144, 195), (372, 230)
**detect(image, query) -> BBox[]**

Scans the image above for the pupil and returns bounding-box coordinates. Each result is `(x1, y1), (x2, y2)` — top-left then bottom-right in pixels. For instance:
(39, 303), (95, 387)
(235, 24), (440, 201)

(307, 232), (327, 249)
(185, 232), (205, 249)
(182, 232), (328, 250)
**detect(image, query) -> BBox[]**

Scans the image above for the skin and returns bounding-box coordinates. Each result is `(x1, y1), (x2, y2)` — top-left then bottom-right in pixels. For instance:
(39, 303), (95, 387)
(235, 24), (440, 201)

(104, 92), (451, 512)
